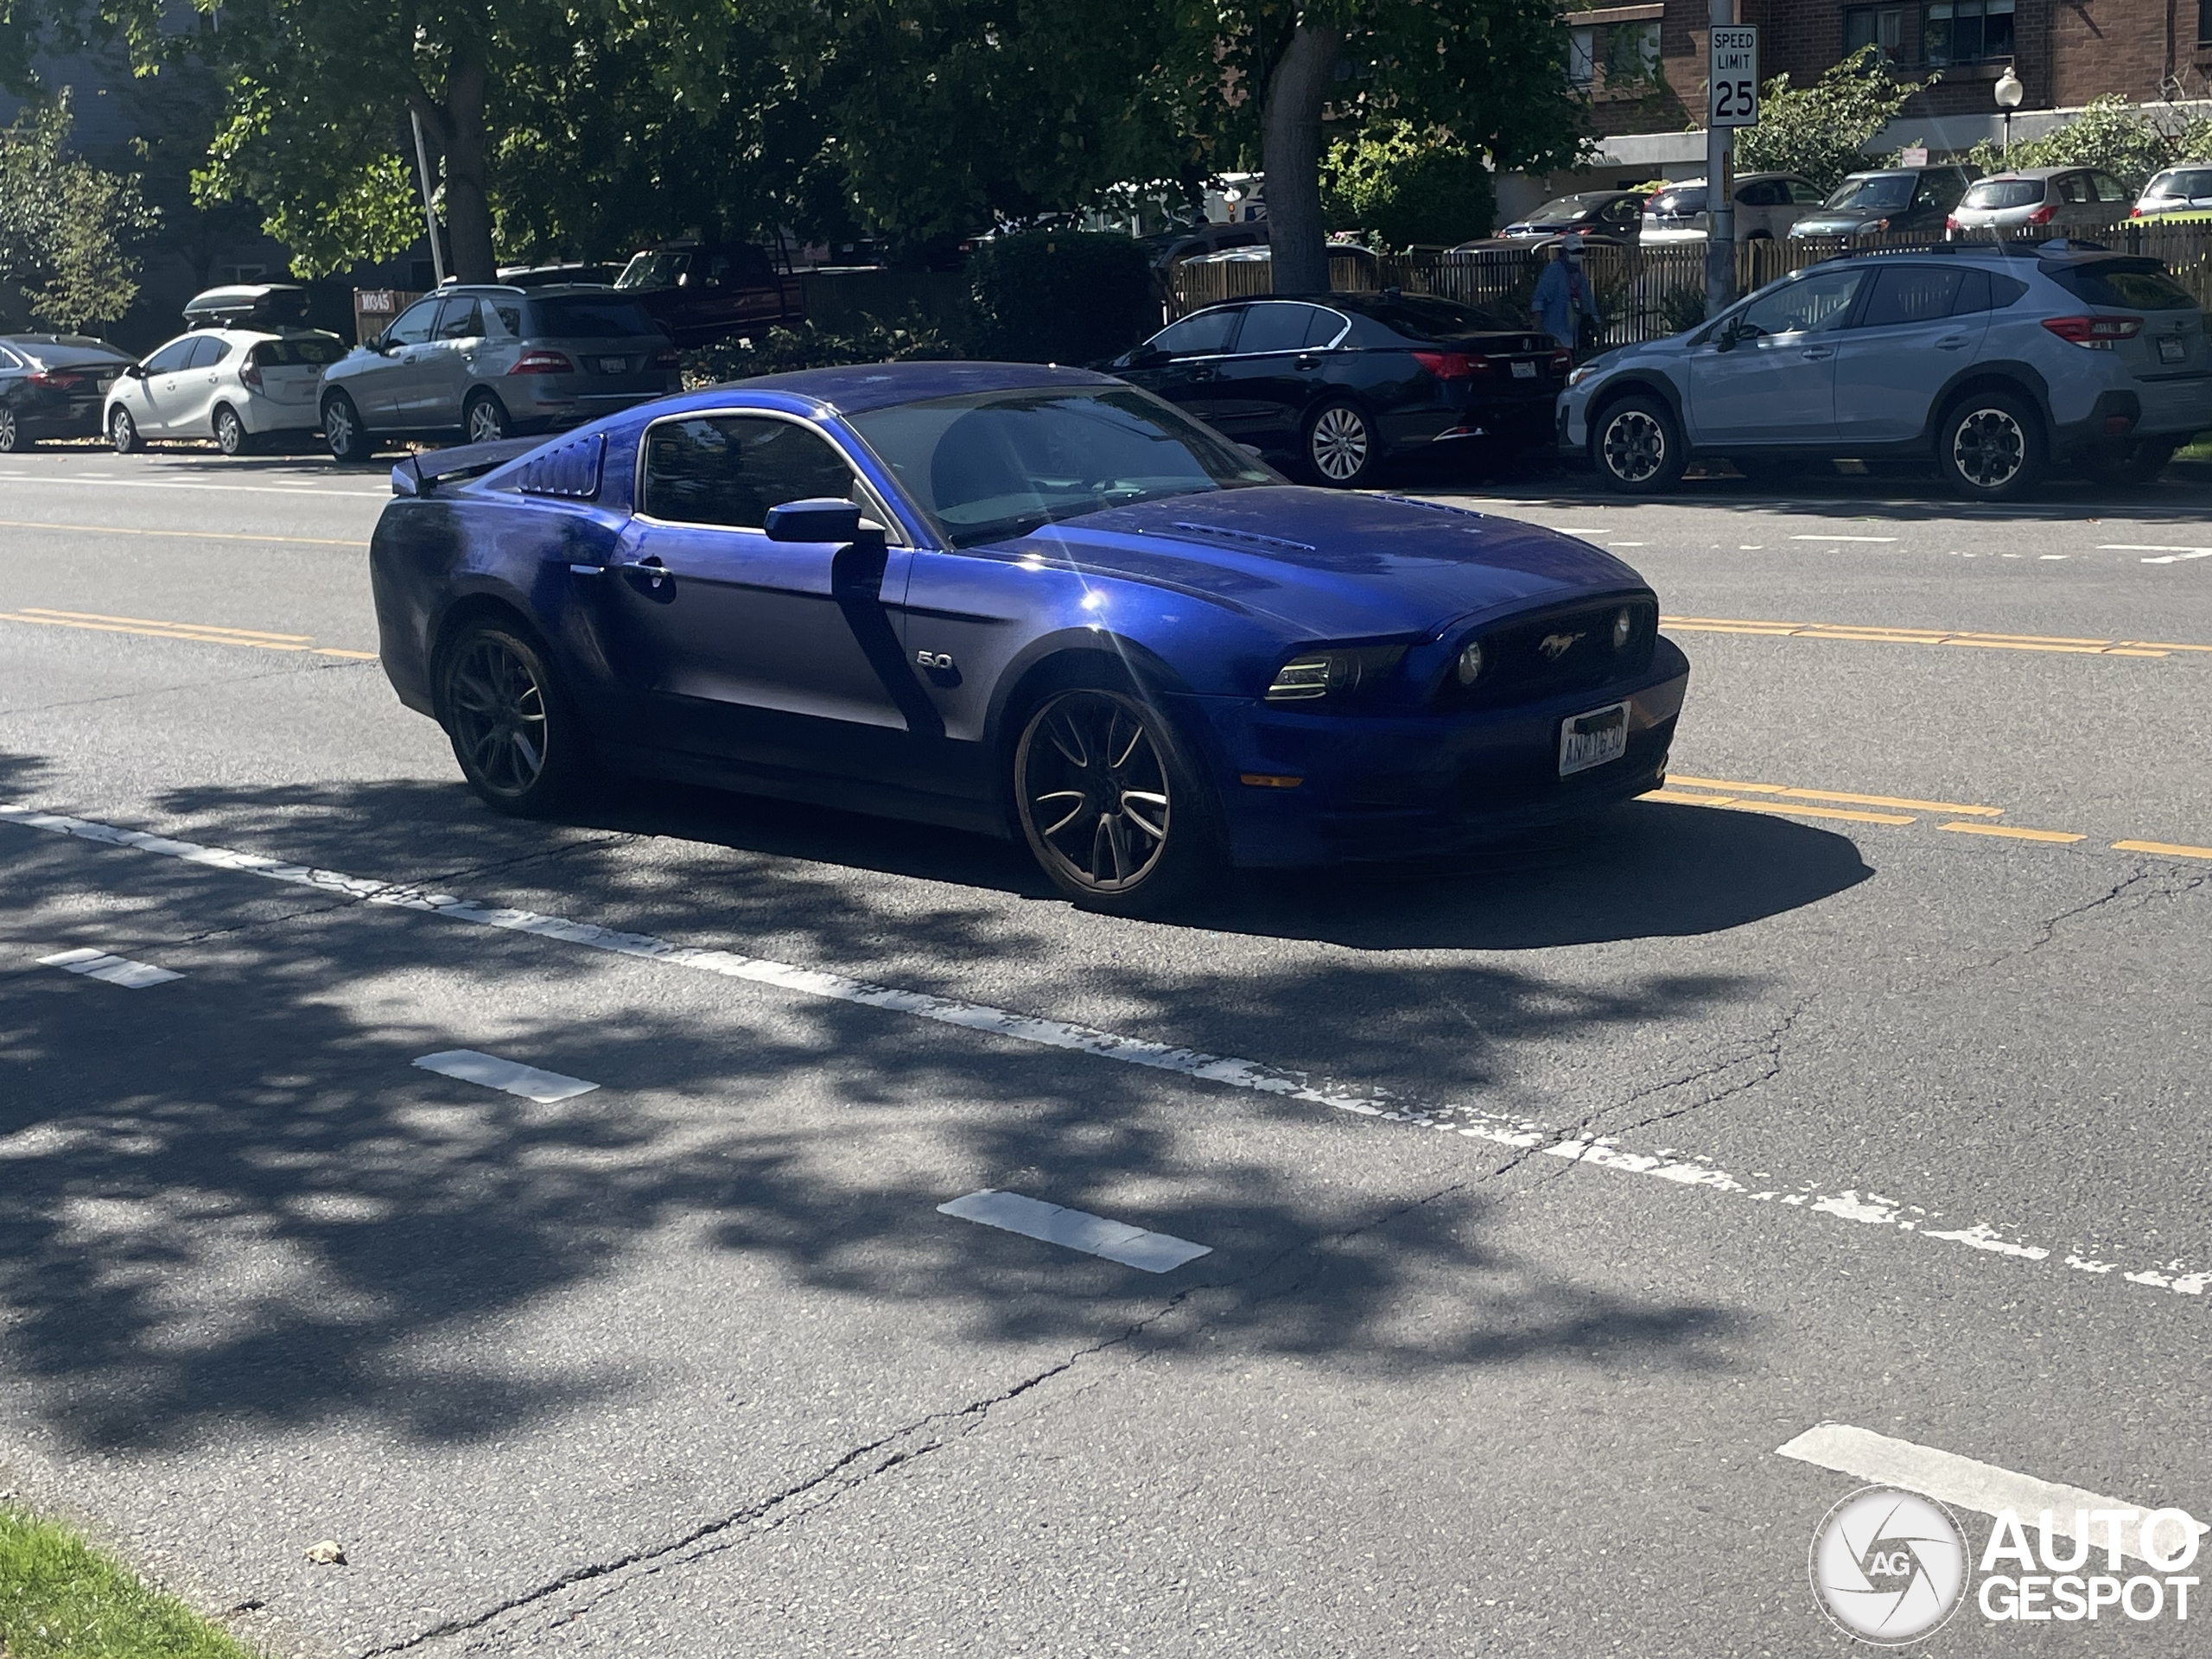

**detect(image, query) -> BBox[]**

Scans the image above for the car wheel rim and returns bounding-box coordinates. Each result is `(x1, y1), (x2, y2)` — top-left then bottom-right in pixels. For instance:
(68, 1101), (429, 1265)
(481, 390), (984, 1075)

(218, 413), (240, 453)
(446, 637), (548, 797)
(1602, 410), (1665, 481)
(0, 410), (16, 450)
(1020, 690), (1171, 893)
(326, 403), (352, 452)
(111, 411), (130, 448)
(1310, 407), (1369, 481)
(467, 403), (503, 443)
(1952, 408), (2024, 488)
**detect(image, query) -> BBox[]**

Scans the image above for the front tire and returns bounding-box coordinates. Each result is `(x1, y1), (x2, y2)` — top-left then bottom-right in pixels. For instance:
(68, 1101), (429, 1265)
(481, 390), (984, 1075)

(322, 391), (373, 463)
(109, 405), (139, 454)
(1592, 394), (1687, 494)
(0, 405), (25, 453)
(213, 404), (256, 456)
(1936, 391), (2042, 501)
(1304, 399), (1381, 487)
(1014, 685), (1222, 916)
(437, 623), (593, 816)
(463, 391), (511, 444)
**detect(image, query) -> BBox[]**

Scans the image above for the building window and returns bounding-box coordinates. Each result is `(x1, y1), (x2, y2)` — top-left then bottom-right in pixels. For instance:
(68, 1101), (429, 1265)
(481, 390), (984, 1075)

(1925, 0), (2014, 67)
(1569, 20), (1661, 90)
(2201, 0), (2212, 45)
(1844, 6), (1907, 64)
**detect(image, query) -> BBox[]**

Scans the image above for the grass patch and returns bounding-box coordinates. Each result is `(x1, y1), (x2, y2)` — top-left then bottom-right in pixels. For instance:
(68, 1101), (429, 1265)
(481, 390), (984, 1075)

(2176, 434), (2212, 462)
(0, 1504), (256, 1659)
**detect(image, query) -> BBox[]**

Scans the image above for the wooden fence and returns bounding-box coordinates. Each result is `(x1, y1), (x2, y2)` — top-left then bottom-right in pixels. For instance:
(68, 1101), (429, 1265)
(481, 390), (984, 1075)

(1165, 221), (2212, 348)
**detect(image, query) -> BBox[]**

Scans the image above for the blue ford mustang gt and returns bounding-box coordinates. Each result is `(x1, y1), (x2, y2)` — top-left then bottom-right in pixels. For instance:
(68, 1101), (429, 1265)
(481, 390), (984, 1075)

(369, 362), (1689, 913)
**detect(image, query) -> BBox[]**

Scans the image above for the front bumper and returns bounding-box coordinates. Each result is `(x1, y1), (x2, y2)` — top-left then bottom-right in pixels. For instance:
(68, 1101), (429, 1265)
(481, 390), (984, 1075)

(1179, 637), (1691, 868)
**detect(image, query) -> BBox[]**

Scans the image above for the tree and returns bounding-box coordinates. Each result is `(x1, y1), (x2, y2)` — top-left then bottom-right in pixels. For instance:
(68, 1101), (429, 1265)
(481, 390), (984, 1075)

(1322, 121), (1493, 249)
(1180, 3), (1587, 291)
(1965, 95), (2212, 195)
(0, 92), (159, 331)
(1734, 45), (1928, 194)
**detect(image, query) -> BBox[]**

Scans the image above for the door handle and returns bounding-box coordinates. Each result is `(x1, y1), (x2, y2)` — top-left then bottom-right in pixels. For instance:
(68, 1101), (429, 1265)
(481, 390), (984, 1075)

(614, 555), (669, 588)
(1185, 365), (1217, 381)
(1935, 334), (1970, 350)
(1294, 353), (1319, 370)
(1800, 346), (1835, 360)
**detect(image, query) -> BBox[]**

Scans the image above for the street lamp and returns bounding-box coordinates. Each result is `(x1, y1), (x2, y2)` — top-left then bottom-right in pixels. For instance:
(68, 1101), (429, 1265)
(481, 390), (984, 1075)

(1995, 65), (2024, 162)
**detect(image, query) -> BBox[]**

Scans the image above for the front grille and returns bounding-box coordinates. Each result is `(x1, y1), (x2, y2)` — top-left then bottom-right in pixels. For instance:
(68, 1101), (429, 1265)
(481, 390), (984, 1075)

(1444, 597), (1658, 709)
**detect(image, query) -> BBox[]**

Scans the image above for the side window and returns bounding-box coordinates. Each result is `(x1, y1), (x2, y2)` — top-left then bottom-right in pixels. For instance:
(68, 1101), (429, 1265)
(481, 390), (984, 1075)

(1735, 180), (1779, 207)
(1305, 306), (1351, 347)
(1736, 268), (1866, 337)
(1859, 266), (1965, 327)
(187, 336), (232, 369)
(1788, 180), (1827, 204)
(2093, 173), (2130, 204)
(2057, 174), (2092, 204)
(642, 415), (861, 529)
(489, 302), (524, 337)
(1951, 268), (1992, 315)
(0, 346), (20, 371)
(1235, 302), (1319, 354)
(1604, 196), (1638, 226)
(1149, 308), (1241, 358)
(435, 298), (484, 340)
(144, 338), (198, 374)
(386, 298), (442, 346)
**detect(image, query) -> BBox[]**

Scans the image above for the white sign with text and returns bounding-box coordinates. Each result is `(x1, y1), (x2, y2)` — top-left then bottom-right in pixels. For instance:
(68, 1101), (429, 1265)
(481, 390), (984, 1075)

(1709, 26), (1759, 128)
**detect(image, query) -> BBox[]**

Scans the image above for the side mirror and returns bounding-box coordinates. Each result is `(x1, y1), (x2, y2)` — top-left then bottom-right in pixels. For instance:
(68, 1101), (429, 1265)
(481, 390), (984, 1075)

(765, 497), (874, 544)
(1713, 320), (1744, 353)
(124, 362), (148, 379)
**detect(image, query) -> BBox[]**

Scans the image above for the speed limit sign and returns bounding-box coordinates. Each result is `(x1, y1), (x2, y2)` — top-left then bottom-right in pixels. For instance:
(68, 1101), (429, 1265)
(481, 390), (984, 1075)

(1709, 25), (1758, 127)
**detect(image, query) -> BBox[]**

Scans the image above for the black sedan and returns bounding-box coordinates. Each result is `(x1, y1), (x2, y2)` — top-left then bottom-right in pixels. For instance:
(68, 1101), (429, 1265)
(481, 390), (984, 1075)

(1497, 189), (1648, 241)
(0, 334), (134, 452)
(1109, 294), (1572, 486)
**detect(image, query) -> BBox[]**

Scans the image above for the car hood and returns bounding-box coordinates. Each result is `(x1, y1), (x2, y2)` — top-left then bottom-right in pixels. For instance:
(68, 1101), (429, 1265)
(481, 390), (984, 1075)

(1792, 210), (1885, 233)
(992, 488), (1646, 638)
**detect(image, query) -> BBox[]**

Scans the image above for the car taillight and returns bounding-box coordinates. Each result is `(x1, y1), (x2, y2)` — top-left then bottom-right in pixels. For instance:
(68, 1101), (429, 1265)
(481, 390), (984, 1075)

(1945, 213), (1961, 231)
(2026, 203), (2056, 225)
(652, 346), (680, 370)
(239, 360), (264, 392)
(2041, 315), (2144, 348)
(1412, 350), (1487, 378)
(2131, 207), (2145, 218)
(509, 349), (575, 375)
(26, 370), (83, 390)
(1548, 349), (1573, 375)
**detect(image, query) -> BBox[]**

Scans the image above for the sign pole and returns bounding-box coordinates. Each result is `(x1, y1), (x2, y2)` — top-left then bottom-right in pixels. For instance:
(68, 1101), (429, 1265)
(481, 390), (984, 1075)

(410, 111), (447, 288)
(1705, 8), (1758, 321)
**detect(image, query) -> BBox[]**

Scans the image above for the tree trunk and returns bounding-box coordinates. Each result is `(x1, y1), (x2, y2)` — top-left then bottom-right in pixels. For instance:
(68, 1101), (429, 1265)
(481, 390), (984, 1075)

(1261, 22), (1344, 296)
(412, 42), (496, 285)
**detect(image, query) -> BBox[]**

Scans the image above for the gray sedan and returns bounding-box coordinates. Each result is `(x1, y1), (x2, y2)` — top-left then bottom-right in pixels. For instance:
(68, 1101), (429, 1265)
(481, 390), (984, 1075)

(319, 285), (679, 461)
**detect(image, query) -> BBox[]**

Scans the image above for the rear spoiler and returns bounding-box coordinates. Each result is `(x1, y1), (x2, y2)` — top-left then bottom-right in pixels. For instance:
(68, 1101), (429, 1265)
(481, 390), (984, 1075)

(391, 435), (543, 497)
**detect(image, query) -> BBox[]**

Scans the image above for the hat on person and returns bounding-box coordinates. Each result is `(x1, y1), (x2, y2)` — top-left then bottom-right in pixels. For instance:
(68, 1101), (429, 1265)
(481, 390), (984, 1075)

(1558, 232), (1586, 254)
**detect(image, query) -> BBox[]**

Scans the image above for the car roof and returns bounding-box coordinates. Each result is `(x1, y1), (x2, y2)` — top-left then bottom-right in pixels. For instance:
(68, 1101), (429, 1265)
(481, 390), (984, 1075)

(681, 360), (1122, 416)
(1, 333), (128, 353)
(1977, 167), (2085, 181)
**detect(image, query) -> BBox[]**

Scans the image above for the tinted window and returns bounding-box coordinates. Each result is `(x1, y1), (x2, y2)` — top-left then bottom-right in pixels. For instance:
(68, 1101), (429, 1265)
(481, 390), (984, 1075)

(1649, 187), (1707, 217)
(1236, 302), (1321, 354)
(489, 302), (524, 336)
(1735, 180), (1784, 207)
(642, 415), (859, 529)
(2047, 262), (2199, 311)
(386, 298), (442, 346)
(527, 296), (662, 339)
(436, 298), (484, 339)
(0, 346), (20, 371)
(2057, 174), (2092, 204)
(1149, 308), (1240, 357)
(1825, 174), (1916, 213)
(1789, 180), (1827, 204)
(1734, 269), (1867, 337)
(1599, 196), (1641, 226)
(707, 246), (772, 283)
(186, 336), (232, 369)
(1305, 306), (1351, 346)
(1950, 270), (2031, 314)
(2145, 168), (2212, 200)
(143, 337), (198, 374)
(1859, 266), (1965, 326)
(251, 336), (346, 367)
(2092, 174), (2130, 203)
(1963, 178), (2044, 209)
(849, 387), (1275, 549)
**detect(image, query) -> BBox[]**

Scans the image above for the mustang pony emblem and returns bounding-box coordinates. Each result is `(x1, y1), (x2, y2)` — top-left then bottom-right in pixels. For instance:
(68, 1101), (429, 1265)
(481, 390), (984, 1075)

(1538, 631), (1586, 660)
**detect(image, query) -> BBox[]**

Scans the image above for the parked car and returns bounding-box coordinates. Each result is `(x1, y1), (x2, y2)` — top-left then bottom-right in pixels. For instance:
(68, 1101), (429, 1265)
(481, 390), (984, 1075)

(1558, 242), (2212, 500)
(367, 362), (1688, 914)
(0, 334), (134, 451)
(105, 326), (346, 455)
(1947, 168), (2133, 237)
(1498, 190), (1648, 242)
(318, 285), (680, 461)
(182, 283), (313, 331)
(1140, 219), (1270, 270)
(1110, 291), (1572, 486)
(496, 263), (620, 289)
(1788, 166), (1980, 242)
(610, 240), (804, 345)
(1641, 174), (1825, 244)
(2130, 165), (2212, 221)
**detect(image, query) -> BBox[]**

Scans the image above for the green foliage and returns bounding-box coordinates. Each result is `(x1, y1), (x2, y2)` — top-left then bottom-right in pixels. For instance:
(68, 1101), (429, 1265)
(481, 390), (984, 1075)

(1322, 123), (1494, 250)
(198, 79), (422, 277)
(1966, 95), (2212, 195)
(965, 229), (1155, 363)
(1657, 282), (1707, 336)
(1735, 46), (1928, 194)
(0, 1503), (255, 1659)
(0, 92), (158, 330)
(683, 310), (963, 385)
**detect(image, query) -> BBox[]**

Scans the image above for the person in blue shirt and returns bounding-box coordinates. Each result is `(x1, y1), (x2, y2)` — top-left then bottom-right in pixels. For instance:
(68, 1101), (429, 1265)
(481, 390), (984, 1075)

(1533, 233), (1603, 353)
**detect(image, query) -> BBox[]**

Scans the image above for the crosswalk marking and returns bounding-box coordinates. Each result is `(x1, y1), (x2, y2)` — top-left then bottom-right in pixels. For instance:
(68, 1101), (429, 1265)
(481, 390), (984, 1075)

(38, 946), (182, 988)
(413, 1049), (601, 1103)
(938, 1190), (1212, 1273)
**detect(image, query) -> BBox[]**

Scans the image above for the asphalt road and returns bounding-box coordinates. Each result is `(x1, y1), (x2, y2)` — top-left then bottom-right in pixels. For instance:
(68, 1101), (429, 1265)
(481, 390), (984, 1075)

(0, 442), (2206, 1658)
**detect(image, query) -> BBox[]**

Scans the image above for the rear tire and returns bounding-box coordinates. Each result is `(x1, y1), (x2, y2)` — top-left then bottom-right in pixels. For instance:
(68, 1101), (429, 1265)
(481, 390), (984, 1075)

(322, 391), (373, 463)
(1592, 394), (1686, 494)
(213, 404), (256, 456)
(0, 405), (26, 453)
(463, 391), (511, 445)
(1303, 399), (1381, 488)
(436, 621), (594, 817)
(108, 405), (139, 454)
(1936, 391), (2043, 501)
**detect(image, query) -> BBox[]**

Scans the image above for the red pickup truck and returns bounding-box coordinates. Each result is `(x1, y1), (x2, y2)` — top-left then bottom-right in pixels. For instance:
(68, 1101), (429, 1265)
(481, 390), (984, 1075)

(612, 241), (805, 346)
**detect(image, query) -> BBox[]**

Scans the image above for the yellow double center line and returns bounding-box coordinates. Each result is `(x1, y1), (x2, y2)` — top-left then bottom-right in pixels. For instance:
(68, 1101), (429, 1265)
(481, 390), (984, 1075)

(0, 607), (377, 661)
(1649, 773), (2212, 861)
(1660, 616), (2212, 658)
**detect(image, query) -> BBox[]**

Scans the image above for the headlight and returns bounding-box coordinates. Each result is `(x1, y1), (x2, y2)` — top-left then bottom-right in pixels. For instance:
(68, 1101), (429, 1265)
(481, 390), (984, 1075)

(1455, 640), (1484, 684)
(1567, 363), (1600, 388)
(1611, 607), (1633, 651)
(1265, 645), (1407, 702)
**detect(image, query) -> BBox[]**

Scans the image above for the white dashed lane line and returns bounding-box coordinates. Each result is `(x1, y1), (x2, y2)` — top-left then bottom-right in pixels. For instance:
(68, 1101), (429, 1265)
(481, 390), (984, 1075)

(2101, 543), (2212, 563)
(0, 470), (386, 499)
(939, 1190), (1211, 1273)
(3, 801), (2205, 1302)
(413, 1049), (600, 1103)
(38, 946), (181, 988)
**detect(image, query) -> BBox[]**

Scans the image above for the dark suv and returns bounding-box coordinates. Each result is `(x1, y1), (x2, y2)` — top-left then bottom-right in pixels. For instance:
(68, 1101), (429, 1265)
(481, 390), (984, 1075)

(612, 241), (804, 346)
(1788, 166), (1980, 242)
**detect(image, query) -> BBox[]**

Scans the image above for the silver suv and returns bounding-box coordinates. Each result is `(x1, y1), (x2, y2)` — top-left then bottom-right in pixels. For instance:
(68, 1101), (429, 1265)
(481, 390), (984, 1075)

(319, 285), (678, 461)
(1559, 242), (2212, 499)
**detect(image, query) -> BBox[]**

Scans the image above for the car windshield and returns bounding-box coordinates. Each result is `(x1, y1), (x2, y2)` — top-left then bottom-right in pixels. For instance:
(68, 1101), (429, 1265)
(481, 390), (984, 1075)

(1524, 195), (1601, 222)
(528, 297), (662, 338)
(1823, 174), (1916, 212)
(1648, 188), (1707, 217)
(613, 252), (686, 289)
(2145, 168), (2212, 200)
(1362, 295), (1517, 338)
(1962, 178), (2044, 210)
(849, 387), (1277, 549)
(2046, 260), (2199, 311)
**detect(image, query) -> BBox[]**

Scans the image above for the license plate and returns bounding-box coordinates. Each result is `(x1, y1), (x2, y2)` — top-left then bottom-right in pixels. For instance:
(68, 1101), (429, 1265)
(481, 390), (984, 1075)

(1559, 702), (1629, 777)
(2158, 335), (2187, 364)
(1510, 359), (1538, 378)
(599, 356), (629, 374)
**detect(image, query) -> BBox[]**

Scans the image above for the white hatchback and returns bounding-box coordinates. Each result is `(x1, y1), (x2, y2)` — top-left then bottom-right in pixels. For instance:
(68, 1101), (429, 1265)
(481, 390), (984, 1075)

(105, 327), (347, 454)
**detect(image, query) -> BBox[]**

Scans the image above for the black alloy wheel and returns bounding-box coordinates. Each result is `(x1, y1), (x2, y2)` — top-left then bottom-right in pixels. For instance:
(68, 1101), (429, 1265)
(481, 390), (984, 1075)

(464, 392), (511, 445)
(1593, 393), (1686, 494)
(438, 624), (589, 816)
(322, 391), (372, 463)
(1014, 686), (1218, 914)
(213, 404), (254, 457)
(0, 404), (23, 453)
(1937, 392), (2042, 501)
(109, 405), (139, 454)
(1304, 399), (1379, 487)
